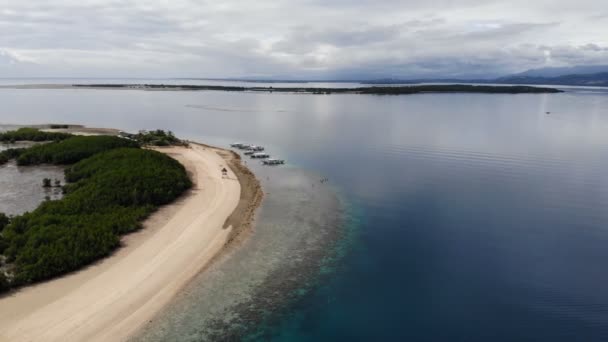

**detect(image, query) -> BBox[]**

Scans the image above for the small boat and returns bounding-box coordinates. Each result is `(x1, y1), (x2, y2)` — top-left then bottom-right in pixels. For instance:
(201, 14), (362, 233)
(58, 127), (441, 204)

(263, 158), (285, 165)
(250, 145), (265, 151)
(244, 150), (255, 155)
(250, 152), (270, 159)
(230, 143), (254, 150)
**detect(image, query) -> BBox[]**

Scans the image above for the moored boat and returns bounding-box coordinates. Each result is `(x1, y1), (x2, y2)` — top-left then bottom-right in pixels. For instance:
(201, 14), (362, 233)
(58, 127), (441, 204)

(262, 158), (285, 165)
(251, 152), (270, 159)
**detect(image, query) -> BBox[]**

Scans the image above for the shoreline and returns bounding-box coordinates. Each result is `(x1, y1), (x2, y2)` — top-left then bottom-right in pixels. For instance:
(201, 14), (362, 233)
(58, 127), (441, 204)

(0, 142), (262, 341)
(132, 155), (348, 340)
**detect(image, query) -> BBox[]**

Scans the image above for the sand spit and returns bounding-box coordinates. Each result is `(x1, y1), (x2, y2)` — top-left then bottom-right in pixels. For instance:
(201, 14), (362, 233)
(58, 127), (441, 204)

(0, 143), (261, 342)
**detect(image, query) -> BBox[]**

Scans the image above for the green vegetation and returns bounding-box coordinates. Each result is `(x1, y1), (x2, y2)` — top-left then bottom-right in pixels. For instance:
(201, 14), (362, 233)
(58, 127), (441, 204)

(0, 127), (73, 166)
(0, 134), (191, 291)
(0, 127), (72, 143)
(130, 129), (186, 147)
(0, 213), (9, 273)
(0, 213), (8, 232)
(354, 85), (563, 94)
(49, 124), (70, 129)
(17, 135), (139, 165)
(0, 273), (8, 293)
(0, 148), (25, 165)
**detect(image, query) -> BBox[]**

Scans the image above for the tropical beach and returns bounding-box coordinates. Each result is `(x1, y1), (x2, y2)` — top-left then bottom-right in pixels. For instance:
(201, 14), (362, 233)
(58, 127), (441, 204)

(1, 80), (608, 340)
(0, 141), (261, 342)
(1, 0), (607, 339)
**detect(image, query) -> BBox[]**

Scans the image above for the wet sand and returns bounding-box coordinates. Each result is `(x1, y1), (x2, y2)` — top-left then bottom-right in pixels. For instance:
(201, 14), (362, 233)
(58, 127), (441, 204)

(132, 158), (348, 341)
(0, 144), (261, 342)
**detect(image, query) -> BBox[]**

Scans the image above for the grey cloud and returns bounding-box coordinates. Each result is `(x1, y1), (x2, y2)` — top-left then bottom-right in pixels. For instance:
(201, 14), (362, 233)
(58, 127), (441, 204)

(0, 0), (605, 78)
(581, 43), (608, 52)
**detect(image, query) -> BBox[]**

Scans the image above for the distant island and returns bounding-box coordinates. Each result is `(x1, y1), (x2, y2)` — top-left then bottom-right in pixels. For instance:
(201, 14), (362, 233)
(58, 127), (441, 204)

(71, 84), (562, 94)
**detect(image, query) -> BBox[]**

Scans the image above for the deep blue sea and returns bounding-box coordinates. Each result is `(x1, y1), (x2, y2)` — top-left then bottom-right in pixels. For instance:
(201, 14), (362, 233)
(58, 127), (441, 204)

(2, 82), (608, 341)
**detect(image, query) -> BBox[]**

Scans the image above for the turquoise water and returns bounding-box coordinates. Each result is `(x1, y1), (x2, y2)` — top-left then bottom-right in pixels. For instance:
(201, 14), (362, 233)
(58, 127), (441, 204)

(2, 86), (608, 340)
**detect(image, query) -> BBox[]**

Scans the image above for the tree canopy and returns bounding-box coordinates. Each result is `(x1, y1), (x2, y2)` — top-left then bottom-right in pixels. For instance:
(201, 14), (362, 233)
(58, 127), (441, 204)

(17, 135), (139, 165)
(0, 127), (72, 143)
(0, 134), (191, 291)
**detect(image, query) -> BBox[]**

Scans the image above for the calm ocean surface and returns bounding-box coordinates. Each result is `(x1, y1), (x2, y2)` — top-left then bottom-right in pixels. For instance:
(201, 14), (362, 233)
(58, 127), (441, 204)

(2, 84), (608, 341)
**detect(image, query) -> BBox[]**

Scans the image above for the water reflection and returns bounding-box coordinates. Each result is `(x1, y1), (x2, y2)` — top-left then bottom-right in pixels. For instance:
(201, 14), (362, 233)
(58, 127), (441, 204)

(2, 88), (608, 340)
(0, 147), (64, 216)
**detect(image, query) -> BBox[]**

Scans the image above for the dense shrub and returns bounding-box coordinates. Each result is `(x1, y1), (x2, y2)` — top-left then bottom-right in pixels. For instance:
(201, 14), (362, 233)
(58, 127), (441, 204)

(0, 148), (25, 165)
(0, 215), (6, 253)
(17, 135), (139, 165)
(0, 128), (72, 143)
(0, 213), (8, 232)
(131, 129), (185, 146)
(2, 146), (191, 285)
(0, 272), (9, 293)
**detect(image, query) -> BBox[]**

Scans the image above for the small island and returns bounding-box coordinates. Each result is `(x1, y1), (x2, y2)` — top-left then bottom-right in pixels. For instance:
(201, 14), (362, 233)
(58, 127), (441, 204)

(71, 83), (563, 94)
(0, 128), (191, 290)
(0, 126), (262, 341)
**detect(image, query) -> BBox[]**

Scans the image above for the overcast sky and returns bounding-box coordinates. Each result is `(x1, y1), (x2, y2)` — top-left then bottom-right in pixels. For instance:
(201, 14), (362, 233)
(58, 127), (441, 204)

(0, 0), (606, 79)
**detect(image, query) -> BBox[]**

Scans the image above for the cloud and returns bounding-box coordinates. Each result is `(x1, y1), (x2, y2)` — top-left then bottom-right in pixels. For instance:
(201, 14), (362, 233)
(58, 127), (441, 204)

(0, 0), (605, 78)
(0, 50), (19, 65)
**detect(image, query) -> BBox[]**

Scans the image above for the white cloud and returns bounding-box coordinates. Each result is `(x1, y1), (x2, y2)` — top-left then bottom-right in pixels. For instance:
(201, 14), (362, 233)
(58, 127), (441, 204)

(0, 50), (18, 65)
(0, 0), (605, 78)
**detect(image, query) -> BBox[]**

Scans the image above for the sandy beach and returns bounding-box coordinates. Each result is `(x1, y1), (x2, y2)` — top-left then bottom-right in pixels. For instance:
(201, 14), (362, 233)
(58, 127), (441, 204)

(0, 143), (260, 342)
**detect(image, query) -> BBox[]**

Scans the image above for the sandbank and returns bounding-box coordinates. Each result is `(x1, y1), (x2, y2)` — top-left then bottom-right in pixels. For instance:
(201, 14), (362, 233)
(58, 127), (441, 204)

(0, 143), (261, 341)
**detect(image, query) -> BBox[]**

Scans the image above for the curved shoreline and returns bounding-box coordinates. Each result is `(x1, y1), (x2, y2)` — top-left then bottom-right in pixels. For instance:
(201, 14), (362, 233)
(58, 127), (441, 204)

(132, 156), (348, 341)
(0, 143), (262, 341)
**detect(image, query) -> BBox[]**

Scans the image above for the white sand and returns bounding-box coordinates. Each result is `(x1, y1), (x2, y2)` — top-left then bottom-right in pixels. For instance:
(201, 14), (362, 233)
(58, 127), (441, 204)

(0, 145), (241, 342)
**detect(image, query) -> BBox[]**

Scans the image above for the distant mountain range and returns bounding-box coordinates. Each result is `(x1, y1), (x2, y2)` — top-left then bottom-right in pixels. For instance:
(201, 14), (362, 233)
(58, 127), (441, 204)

(363, 66), (608, 87)
(510, 65), (608, 78)
(494, 72), (608, 87)
(210, 65), (608, 87)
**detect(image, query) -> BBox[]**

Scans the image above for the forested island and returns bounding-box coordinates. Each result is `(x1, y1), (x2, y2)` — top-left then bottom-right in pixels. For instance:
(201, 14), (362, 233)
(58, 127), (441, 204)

(0, 128), (191, 292)
(72, 84), (563, 94)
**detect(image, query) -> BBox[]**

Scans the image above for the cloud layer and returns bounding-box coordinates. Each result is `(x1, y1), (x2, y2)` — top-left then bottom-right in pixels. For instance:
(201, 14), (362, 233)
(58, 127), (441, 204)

(0, 0), (606, 78)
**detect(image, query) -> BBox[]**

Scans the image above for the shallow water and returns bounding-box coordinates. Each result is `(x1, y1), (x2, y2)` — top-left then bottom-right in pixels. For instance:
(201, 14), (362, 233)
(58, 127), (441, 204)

(132, 164), (349, 341)
(2, 85), (608, 340)
(0, 143), (64, 216)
